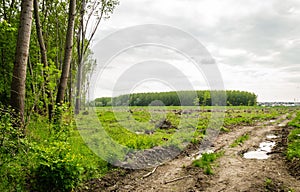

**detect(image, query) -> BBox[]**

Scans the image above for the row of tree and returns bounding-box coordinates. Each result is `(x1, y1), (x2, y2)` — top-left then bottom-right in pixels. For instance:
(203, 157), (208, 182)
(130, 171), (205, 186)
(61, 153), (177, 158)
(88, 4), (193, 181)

(93, 90), (257, 106)
(0, 0), (119, 127)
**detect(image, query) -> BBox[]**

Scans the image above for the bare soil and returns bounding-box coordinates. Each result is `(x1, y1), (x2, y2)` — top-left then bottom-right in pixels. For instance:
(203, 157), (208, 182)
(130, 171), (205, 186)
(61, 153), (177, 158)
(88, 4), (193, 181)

(77, 115), (300, 192)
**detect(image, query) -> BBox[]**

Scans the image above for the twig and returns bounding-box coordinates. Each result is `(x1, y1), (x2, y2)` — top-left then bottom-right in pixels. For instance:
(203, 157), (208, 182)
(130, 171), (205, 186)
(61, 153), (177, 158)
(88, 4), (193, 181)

(214, 144), (226, 152)
(267, 151), (282, 155)
(164, 175), (192, 184)
(142, 166), (158, 179)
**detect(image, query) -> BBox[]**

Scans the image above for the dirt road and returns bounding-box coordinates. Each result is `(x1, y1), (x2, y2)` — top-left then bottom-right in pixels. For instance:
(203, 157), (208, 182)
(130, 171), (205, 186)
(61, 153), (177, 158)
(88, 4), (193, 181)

(79, 114), (300, 192)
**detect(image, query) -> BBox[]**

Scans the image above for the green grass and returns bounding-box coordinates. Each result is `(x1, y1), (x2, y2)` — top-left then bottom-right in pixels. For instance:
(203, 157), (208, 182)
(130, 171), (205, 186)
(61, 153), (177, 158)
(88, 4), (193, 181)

(91, 106), (288, 151)
(1, 106), (293, 191)
(230, 133), (250, 148)
(287, 112), (300, 160)
(192, 151), (224, 175)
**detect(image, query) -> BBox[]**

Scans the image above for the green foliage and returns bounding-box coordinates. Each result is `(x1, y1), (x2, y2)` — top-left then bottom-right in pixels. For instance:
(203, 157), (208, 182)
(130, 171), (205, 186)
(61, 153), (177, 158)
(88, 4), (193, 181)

(95, 90), (256, 107)
(30, 141), (83, 192)
(0, 106), (24, 155)
(192, 151), (224, 175)
(0, 106), (29, 191)
(230, 133), (249, 148)
(0, 20), (17, 104)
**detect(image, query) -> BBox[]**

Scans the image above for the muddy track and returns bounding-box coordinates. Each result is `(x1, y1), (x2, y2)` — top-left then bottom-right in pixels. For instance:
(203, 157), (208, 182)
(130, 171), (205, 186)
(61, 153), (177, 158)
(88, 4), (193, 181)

(78, 114), (300, 192)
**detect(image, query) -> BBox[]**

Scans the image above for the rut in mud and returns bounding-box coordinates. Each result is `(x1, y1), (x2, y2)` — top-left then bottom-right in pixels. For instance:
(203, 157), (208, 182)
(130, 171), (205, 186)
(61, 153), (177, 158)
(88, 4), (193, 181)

(77, 114), (300, 192)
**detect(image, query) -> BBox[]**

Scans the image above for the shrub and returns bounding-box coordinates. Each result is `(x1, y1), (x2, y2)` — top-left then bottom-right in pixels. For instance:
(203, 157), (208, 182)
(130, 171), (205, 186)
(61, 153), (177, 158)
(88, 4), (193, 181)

(30, 141), (83, 192)
(0, 106), (29, 191)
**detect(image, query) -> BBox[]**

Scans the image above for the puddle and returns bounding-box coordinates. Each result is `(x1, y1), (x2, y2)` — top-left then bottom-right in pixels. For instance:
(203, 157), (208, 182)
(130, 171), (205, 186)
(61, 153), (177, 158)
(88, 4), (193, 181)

(266, 134), (278, 139)
(259, 141), (276, 152)
(244, 151), (269, 159)
(269, 120), (276, 123)
(278, 123), (285, 127)
(244, 141), (276, 160)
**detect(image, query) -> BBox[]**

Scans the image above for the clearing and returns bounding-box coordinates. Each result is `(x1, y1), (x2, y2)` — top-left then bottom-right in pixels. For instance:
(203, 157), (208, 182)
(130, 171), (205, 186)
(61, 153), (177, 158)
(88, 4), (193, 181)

(77, 111), (300, 192)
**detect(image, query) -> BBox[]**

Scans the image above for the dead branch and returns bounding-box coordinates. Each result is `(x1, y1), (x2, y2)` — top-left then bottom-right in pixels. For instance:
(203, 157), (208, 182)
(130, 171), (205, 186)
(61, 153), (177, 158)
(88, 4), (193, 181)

(214, 144), (226, 152)
(164, 175), (192, 184)
(142, 166), (158, 179)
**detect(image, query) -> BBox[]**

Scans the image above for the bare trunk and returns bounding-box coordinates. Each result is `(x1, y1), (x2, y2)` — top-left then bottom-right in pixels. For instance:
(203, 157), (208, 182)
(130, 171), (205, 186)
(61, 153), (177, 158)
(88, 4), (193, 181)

(33, 0), (54, 120)
(68, 59), (72, 107)
(75, 0), (85, 115)
(75, 62), (82, 114)
(56, 0), (76, 105)
(10, 0), (34, 128)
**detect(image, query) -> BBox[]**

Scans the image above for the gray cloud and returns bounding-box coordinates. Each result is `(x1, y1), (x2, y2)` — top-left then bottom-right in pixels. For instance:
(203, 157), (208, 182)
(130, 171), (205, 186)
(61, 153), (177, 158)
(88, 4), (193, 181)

(90, 0), (300, 101)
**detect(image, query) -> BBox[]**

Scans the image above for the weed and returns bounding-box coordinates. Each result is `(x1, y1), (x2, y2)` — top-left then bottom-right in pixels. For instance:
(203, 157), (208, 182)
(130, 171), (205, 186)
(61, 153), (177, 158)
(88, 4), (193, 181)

(192, 151), (224, 175)
(230, 133), (250, 148)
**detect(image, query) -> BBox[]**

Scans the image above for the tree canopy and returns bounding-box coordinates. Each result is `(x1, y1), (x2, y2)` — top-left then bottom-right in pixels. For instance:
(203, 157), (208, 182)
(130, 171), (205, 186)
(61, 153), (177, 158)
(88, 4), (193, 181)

(93, 90), (257, 107)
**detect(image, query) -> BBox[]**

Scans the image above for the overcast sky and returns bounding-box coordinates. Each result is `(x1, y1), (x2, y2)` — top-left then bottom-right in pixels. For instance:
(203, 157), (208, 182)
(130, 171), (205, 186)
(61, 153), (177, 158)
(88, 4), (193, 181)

(90, 0), (300, 102)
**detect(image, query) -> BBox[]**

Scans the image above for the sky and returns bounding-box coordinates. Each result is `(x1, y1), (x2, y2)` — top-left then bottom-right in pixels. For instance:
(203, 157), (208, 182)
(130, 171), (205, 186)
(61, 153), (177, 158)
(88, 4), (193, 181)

(89, 0), (300, 102)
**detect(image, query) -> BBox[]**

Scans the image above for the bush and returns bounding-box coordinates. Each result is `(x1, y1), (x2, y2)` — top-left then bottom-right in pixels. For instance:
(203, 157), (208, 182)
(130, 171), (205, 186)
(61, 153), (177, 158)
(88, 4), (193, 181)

(0, 106), (29, 191)
(30, 141), (83, 192)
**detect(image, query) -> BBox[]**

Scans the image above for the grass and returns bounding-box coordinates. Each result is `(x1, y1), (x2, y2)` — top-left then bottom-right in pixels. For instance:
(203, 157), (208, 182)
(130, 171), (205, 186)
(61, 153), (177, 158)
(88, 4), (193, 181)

(230, 133), (250, 148)
(1, 106), (292, 190)
(287, 112), (300, 160)
(192, 151), (224, 175)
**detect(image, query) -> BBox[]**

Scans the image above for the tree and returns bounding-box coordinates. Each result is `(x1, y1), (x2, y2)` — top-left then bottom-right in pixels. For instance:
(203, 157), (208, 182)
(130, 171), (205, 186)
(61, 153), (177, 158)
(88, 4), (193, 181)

(33, 0), (54, 120)
(75, 0), (119, 114)
(56, 0), (77, 105)
(10, 0), (34, 128)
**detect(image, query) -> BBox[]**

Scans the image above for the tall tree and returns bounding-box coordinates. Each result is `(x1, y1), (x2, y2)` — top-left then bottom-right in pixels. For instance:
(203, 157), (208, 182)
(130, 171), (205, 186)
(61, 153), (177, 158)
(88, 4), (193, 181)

(56, 0), (77, 105)
(75, 0), (119, 114)
(33, 0), (54, 120)
(10, 0), (34, 128)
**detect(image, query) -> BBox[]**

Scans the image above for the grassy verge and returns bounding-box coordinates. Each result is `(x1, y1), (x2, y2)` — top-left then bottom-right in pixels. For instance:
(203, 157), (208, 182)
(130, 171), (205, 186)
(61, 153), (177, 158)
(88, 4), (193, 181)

(287, 112), (300, 160)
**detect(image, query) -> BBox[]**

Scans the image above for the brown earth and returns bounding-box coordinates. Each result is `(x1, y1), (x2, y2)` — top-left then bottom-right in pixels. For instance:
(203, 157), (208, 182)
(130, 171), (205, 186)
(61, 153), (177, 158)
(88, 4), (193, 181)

(77, 114), (300, 192)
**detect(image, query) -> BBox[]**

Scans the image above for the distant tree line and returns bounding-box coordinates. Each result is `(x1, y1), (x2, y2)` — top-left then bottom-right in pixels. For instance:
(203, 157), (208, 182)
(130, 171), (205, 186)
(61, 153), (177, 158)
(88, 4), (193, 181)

(92, 90), (257, 107)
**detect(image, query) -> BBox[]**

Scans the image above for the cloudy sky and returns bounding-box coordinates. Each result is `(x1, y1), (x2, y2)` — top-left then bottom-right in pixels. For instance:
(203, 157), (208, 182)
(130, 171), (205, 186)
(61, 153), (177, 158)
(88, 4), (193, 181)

(90, 0), (300, 102)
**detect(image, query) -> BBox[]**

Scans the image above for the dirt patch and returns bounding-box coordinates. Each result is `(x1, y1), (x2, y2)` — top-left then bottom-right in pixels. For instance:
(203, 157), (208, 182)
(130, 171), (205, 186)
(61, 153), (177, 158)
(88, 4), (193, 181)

(156, 119), (177, 130)
(77, 114), (300, 192)
(204, 115), (300, 192)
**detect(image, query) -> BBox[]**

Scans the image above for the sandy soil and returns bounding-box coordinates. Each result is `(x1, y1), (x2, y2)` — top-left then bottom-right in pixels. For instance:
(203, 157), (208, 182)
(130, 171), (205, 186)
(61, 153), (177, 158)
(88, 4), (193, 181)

(77, 114), (300, 192)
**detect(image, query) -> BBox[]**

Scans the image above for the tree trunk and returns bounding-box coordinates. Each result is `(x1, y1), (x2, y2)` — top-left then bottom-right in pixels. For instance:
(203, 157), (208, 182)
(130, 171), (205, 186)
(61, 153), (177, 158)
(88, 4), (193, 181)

(75, 62), (82, 114)
(68, 58), (73, 107)
(56, 0), (76, 105)
(75, 0), (85, 115)
(10, 0), (34, 128)
(33, 0), (54, 121)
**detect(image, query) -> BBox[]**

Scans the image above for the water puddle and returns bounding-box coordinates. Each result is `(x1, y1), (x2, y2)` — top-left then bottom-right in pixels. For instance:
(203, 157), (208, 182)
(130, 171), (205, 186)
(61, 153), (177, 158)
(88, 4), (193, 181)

(266, 134), (278, 139)
(243, 141), (276, 160)
(269, 120), (276, 123)
(243, 151), (269, 159)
